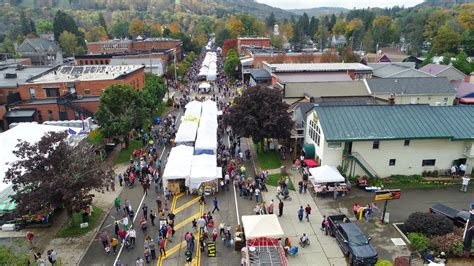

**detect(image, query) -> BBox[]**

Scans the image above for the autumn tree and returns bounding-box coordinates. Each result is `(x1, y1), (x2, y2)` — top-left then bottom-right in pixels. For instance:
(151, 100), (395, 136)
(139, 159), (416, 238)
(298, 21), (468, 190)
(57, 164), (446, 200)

(4, 131), (114, 225)
(95, 84), (148, 146)
(321, 51), (340, 63)
(59, 31), (83, 57)
(371, 16), (398, 47)
(270, 34), (284, 49)
(332, 19), (347, 36)
(345, 19), (365, 49)
(432, 25), (461, 54)
(225, 16), (244, 38)
(342, 47), (360, 63)
(150, 23), (163, 37)
(223, 86), (293, 149)
(128, 18), (145, 37)
(85, 26), (108, 42)
(168, 21), (181, 34)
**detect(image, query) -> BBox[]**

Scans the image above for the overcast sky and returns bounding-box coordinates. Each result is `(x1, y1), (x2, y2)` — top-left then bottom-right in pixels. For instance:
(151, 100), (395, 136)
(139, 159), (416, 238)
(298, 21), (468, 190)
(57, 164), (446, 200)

(256, 0), (425, 10)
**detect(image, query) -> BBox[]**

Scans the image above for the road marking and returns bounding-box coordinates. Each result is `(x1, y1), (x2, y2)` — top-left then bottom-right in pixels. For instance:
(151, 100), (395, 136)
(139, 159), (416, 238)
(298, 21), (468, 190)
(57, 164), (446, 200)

(174, 212), (201, 231)
(192, 203), (204, 266)
(173, 196), (201, 214)
(157, 193), (179, 266)
(164, 240), (187, 256)
(233, 180), (241, 226)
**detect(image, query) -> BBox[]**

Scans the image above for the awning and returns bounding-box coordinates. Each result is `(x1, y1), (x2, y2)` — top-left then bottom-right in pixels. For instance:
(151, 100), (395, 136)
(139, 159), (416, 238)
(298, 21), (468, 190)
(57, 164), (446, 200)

(242, 214), (284, 239)
(4, 109), (36, 118)
(304, 159), (318, 168)
(302, 144), (315, 159)
(309, 165), (345, 183)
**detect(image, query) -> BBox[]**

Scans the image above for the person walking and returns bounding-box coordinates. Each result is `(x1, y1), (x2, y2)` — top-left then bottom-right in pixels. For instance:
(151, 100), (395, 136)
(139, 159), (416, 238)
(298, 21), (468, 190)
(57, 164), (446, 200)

(149, 239), (156, 260)
(305, 204), (312, 222)
(198, 216), (206, 234)
(159, 237), (166, 257)
(255, 187), (261, 203)
(164, 187), (170, 201)
(459, 163), (467, 176)
(278, 200), (284, 217)
(99, 231), (109, 248)
(144, 247), (151, 263)
(125, 199), (131, 215)
(111, 237), (119, 255)
(461, 176), (470, 192)
(142, 204), (148, 220)
(150, 210), (156, 226)
(114, 197), (121, 213)
(297, 206), (304, 222)
(123, 215), (129, 230)
(114, 221), (120, 237)
(129, 228), (136, 245)
(451, 165), (458, 179)
(212, 197), (220, 213)
(267, 199), (274, 214)
(156, 196), (162, 210)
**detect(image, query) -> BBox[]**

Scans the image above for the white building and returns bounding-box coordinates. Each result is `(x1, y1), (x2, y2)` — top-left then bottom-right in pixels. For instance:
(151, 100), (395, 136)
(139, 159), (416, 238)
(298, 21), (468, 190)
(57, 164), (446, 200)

(304, 105), (474, 178)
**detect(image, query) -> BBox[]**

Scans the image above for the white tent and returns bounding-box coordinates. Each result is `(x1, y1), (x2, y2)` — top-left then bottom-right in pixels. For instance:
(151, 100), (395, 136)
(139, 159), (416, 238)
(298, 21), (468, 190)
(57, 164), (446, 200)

(198, 82), (211, 89)
(174, 121), (198, 144)
(169, 145), (194, 158)
(185, 101), (202, 117)
(189, 165), (218, 190)
(308, 165), (345, 183)
(162, 145), (194, 187)
(242, 215), (285, 239)
(195, 129), (217, 155)
(191, 154), (216, 167)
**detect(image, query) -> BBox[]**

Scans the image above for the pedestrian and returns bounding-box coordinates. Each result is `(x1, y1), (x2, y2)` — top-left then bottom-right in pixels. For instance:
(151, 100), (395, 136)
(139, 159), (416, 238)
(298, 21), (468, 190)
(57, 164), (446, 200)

(278, 200), (284, 217)
(267, 199), (274, 214)
(114, 197), (121, 213)
(142, 204), (148, 220)
(353, 203), (360, 218)
(111, 237), (119, 254)
(219, 222), (225, 236)
(129, 228), (136, 245)
(212, 197), (220, 213)
(199, 193), (206, 205)
(212, 229), (218, 242)
(135, 257), (144, 266)
(451, 165), (458, 179)
(99, 231), (109, 248)
(123, 215), (129, 230)
(118, 229), (127, 244)
(140, 216), (148, 233)
(129, 209), (135, 220)
(27, 231), (35, 248)
(167, 225), (173, 243)
(189, 233), (195, 252)
(198, 216), (206, 234)
(150, 210), (156, 226)
(255, 187), (261, 203)
(47, 249), (57, 265)
(254, 204), (261, 215)
(159, 237), (166, 257)
(114, 221), (120, 236)
(144, 247), (151, 263)
(321, 215), (327, 231)
(149, 239), (157, 260)
(298, 206), (304, 222)
(459, 163), (467, 176)
(305, 204), (312, 222)
(125, 199), (131, 215)
(118, 173), (123, 186)
(105, 245), (111, 256)
(220, 179), (225, 193)
(461, 176), (470, 192)
(333, 189), (337, 200)
(164, 187), (170, 201)
(156, 196), (162, 210)
(324, 217), (330, 235)
(192, 218), (198, 232)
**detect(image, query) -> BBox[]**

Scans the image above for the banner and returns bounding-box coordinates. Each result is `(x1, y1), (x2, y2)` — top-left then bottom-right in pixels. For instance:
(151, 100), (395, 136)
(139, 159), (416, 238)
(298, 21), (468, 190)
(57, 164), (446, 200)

(374, 189), (401, 201)
(207, 242), (216, 257)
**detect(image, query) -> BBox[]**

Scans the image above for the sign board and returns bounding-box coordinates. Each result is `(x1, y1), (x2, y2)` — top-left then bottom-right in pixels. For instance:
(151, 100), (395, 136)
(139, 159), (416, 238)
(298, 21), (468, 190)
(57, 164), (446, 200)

(374, 189), (401, 201)
(80, 222), (89, 228)
(207, 242), (216, 257)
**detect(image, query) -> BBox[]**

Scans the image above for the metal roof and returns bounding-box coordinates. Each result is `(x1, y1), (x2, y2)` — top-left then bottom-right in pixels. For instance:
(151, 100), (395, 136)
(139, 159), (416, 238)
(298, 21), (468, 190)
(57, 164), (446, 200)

(16, 38), (59, 53)
(314, 105), (474, 141)
(276, 72), (352, 83)
(4, 109), (36, 118)
(0, 66), (54, 88)
(367, 77), (455, 95)
(264, 62), (373, 73)
(249, 69), (271, 80)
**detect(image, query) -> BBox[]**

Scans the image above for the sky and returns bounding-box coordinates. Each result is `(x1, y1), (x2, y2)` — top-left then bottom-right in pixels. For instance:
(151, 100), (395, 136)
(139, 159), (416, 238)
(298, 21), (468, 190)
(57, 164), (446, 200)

(256, 0), (425, 10)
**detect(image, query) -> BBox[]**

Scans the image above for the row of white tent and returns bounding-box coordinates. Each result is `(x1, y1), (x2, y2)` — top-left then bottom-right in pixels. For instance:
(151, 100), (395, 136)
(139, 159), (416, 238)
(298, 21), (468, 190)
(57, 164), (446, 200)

(163, 100), (220, 191)
(198, 52), (218, 81)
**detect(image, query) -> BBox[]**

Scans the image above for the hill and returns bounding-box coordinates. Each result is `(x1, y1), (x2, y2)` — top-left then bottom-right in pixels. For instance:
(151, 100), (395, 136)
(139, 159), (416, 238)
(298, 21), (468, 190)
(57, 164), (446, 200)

(289, 7), (348, 17)
(415, 0), (471, 8)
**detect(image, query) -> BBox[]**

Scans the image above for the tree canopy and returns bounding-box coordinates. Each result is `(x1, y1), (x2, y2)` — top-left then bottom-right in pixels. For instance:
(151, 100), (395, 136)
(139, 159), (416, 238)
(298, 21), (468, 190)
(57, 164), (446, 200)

(223, 86), (293, 144)
(4, 131), (114, 223)
(140, 73), (166, 115)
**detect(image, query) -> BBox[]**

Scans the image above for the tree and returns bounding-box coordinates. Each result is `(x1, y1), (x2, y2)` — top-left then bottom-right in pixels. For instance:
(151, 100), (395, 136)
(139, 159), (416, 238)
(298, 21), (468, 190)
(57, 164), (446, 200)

(98, 13), (109, 37)
(291, 19), (305, 50)
(95, 84), (147, 145)
(342, 47), (360, 63)
(150, 23), (163, 37)
(53, 10), (80, 42)
(315, 23), (329, 51)
(223, 86), (293, 146)
(168, 21), (181, 34)
(111, 21), (129, 38)
(140, 73), (166, 115)
(85, 26), (108, 42)
(37, 20), (53, 34)
(59, 31), (79, 57)
(309, 16), (319, 39)
(301, 13), (310, 36)
(372, 16), (398, 47)
(20, 11), (35, 36)
(1, 37), (15, 54)
(270, 34), (284, 49)
(266, 12), (276, 28)
(458, 8), (474, 30)
(225, 16), (244, 38)
(216, 28), (232, 47)
(321, 51), (340, 63)
(224, 50), (240, 80)
(452, 51), (472, 75)
(4, 131), (114, 225)
(128, 18), (145, 37)
(253, 20), (266, 36)
(332, 19), (347, 36)
(432, 25), (461, 54)
(345, 19), (365, 49)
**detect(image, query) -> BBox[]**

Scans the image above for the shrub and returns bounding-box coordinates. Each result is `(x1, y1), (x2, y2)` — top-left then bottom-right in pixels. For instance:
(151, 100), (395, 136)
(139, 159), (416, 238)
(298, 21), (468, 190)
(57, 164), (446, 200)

(375, 259), (394, 266)
(408, 232), (429, 252)
(428, 228), (464, 257)
(404, 212), (453, 236)
(394, 257), (409, 266)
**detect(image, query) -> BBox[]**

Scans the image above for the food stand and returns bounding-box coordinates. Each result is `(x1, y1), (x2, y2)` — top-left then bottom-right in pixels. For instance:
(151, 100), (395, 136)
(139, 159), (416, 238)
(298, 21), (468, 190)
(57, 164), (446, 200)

(241, 215), (287, 266)
(308, 165), (348, 195)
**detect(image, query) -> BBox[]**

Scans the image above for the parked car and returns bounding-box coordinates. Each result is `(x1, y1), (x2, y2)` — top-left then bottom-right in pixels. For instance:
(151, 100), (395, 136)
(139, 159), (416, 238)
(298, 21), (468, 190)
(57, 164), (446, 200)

(429, 203), (470, 227)
(327, 214), (378, 266)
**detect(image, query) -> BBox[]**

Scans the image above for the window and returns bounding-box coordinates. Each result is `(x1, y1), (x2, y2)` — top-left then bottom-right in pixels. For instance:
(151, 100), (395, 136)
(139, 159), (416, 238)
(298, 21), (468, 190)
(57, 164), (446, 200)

(308, 119), (321, 146)
(422, 159), (436, 166)
(29, 88), (36, 99)
(328, 142), (342, 149)
(79, 60), (83, 65)
(404, 140), (410, 146)
(84, 89), (91, 95)
(37, 110), (43, 121)
(45, 88), (59, 97)
(47, 110), (53, 121)
(372, 140), (380, 149)
(389, 159), (396, 166)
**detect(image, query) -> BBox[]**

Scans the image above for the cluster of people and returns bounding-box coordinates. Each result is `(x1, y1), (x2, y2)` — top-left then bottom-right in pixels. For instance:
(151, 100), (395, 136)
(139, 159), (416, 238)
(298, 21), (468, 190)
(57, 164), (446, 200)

(352, 202), (379, 222)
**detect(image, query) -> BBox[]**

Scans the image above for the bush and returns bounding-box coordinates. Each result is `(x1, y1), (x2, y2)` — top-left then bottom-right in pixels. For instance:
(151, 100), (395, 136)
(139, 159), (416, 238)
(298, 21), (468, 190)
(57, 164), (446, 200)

(428, 228), (464, 257)
(375, 259), (394, 266)
(408, 232), (429, 251)
(404, 212), (453, 236)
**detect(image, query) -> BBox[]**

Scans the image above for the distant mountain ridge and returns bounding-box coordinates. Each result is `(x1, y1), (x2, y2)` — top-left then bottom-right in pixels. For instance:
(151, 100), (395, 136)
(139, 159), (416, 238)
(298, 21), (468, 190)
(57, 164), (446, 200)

(289, 7), (349, 17)
(415, 0), (472, 8)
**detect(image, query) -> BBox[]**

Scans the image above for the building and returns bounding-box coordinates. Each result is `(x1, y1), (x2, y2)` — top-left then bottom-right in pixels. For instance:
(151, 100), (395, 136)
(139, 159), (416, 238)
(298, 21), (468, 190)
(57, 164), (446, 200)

(419, 64), (466, 81)
(75, 49), (174, 67)
(86, 38), (183, 61)
(241, 48), (323, 69)
(331, 35), (346, 47)
(248, 69), (272, 87)
(109, 58), (165, 76)
(237, 37), (271, 53)
(368, 62), (434, 78)
(0, 58), (32, 66)
(304, 104), (474, 178)
(5, 65), (145, 126)
(366, 77), (456, 106)
(16, 38), (62, 65)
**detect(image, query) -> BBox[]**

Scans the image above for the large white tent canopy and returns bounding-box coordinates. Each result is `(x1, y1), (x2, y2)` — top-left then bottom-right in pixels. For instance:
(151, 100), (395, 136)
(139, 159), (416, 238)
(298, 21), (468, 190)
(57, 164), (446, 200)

(174, 121), (198, 144)
(162, 145), (194, 186)
(309, 165), (345, 183)
(242, 214), (285, 239)
(184, 101), (202, 118)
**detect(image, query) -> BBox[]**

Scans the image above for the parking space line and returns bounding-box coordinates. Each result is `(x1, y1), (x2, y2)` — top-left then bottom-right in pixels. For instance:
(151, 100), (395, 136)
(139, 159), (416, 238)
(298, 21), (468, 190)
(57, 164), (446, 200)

(157, 194), (179, 266)
(173, 196), (201, 214)
(192, 203), (205, 266)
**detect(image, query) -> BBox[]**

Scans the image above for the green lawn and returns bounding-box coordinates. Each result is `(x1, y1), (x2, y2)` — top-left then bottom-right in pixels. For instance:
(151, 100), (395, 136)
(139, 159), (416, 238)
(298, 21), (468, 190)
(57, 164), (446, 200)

(266, 174), (295, 191)
(256, 149), (281, 170)
(114, 139), (143, 165)
(57, 205), (103, 238)
(383, 175), (458, 189)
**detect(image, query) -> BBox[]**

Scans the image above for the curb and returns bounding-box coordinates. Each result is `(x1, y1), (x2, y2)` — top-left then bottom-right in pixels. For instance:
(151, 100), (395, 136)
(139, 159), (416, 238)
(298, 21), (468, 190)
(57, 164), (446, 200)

(392, 222), (411, 245)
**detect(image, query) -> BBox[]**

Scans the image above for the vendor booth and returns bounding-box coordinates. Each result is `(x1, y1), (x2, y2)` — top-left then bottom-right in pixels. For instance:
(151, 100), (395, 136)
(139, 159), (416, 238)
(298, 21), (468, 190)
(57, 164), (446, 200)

(184, 101), (202, 118)
(174, 121), (199, 145)
(308, 165), (348, 195)
(162, 145), (194, 193)
(241, 214), (287, 266)
(195, 129), (217, 155)
(189, 154), (218, 193)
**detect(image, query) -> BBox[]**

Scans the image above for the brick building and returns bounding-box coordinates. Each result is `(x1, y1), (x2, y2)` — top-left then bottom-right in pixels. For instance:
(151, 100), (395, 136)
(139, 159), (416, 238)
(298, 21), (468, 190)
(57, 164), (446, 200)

(237, 37), (271, 53)
(4, 65), (145, 127)
(86, 38), (183, 61)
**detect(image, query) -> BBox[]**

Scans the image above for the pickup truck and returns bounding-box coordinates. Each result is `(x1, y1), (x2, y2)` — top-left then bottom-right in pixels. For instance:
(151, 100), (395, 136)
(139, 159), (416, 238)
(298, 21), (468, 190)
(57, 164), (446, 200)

(327, 214), (378, 266)
(429, 203), (470, 227)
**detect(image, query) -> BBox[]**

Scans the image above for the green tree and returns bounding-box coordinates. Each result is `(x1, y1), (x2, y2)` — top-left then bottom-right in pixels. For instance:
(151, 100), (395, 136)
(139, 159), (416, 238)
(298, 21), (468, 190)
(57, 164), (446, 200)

(452, 51), (472, 75)
(1, 37), (15, 54)
(20, 11), (35, 36)
(4, 131), (114, 226)
(332, 19), (347, 36)
(98, 13), (109, 37)
(291, 18), (305, 50)
(223, 86), (293, 147)
(308, 16), (319, 39)
(53, 10), (85, 50)
(96, 84), (147, 145)
(140, 73), (166, 115)
(371, 16), (398, 47)
(37, 20), (54, 34)
(432, 25), (461, 54)
(266, 12), (276, 28)
(224, 56), (240, 80)
(301, 13), (310, 36)
(59, 31), (79, 57)
(111, 21), (129, 38)
(216, 28), (232, 47)
(315, 23), (329, 50)
(270, 34), (284, 49)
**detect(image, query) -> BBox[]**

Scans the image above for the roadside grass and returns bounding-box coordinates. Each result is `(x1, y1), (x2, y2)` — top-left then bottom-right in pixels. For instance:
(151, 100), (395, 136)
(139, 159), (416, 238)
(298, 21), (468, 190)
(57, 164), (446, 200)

(383, 175), (458, 189)
(256, 149), (281, 170)
(266, 174), (295, 191)
(114, 139), (142, 165)
(57, 205), (103, 238)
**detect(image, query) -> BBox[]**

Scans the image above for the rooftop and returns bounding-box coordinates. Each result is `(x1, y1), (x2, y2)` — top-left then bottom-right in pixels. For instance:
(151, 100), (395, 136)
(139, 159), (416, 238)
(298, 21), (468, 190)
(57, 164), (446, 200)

(87, 37), (181, 44)
(264, 62), (372, 73)
(366, 77), (455, 95)
(248, 69), (271, 80)
(419, 64), (451, 75)
(313, 105), (474, 142)
(238, 37), (270, 40)
(0, 66), (54, 88)
(28, 65), (144, 84)
(16, 38), (60, 53)
(276, 72), (352, 83)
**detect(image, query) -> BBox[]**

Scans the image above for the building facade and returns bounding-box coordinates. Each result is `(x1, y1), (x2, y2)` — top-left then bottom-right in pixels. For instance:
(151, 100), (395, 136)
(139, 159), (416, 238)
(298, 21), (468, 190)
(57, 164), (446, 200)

(304, 105), (474, 178)
(237, 37), (271, 53)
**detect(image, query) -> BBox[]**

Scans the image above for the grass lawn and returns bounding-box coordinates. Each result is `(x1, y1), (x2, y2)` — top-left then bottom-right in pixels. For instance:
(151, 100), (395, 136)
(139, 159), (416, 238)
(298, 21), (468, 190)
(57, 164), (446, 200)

(256, 149), (281, 170)
(57, 205), (103, 238)
(383, 175), (458, 189)
(266, 174), (295, 191)
(384, 182), (455, 189)
(114, 139), (143, 165)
